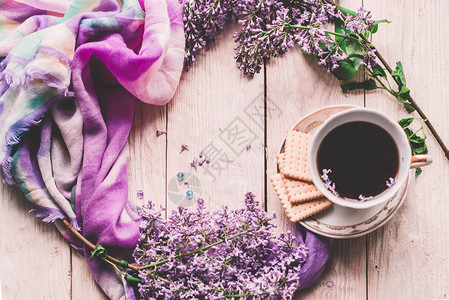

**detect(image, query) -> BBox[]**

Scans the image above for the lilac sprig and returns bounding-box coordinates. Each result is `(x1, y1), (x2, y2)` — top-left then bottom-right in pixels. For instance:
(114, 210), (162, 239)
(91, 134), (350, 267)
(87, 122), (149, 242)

(181, 0), (235, 70)
(321, 168), (339, 197)
(344, 7), (373, 34)
(133, 193), (307, 299)
(181, 0), (377, 76)
(233, 0), (349, 76)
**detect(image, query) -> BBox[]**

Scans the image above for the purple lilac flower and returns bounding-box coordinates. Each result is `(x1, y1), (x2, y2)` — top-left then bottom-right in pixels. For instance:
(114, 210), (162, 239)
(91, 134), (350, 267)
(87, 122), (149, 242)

(321, 168), (339, 196)
(386, 177), (396, 188)
(358, 194), (373, 202)
(181, 0), (235, 70)
(180, 0), (376, 76)
(180, 143), (189, 154)
(344, 7), (373, 34)
(133, 193), (307, 299)
(360, 47), (378, 70)
(233, 0), (346, 75)
(197, 151), (210, 166)
(156, 130), (166, 137)
(190, 159), (197, 170)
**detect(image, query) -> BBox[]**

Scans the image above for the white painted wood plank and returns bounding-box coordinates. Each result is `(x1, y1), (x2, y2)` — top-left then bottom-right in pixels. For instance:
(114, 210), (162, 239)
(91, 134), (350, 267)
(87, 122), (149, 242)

(365, 0), (449, 299)
(166, 23), (265, 214)
(71, 249), (107, 300)
(127, 102), (167, 209)
(0, 184), (71, 299)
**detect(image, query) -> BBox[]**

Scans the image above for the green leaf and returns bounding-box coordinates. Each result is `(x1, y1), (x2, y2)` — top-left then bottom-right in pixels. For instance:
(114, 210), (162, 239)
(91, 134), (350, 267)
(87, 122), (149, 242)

(125, 275), (142, 284)
(415, 167), (422, 176)
(403, 102), (416, 113)
(332, 37), (367, 81)
(90, 244), (107, 261)
(404, 128), (414, 138)
(396, 86), (415, 112)
(413, 144), (428, 154)
(398, 85), (410, 98)
(398, 118), (414, 128)
(334, 18), (346, 46)
(345, 39), (364, 72)
(401, 119), (428, 158)
(409, 135), (425, 144)
(391, 61), (406, 89)
(332, 58), (356, 81)
(341, 79), (378, 93)
(373, 64), (387, 78)
(370, 19), (392, 34)
(337, 5), (357, 16)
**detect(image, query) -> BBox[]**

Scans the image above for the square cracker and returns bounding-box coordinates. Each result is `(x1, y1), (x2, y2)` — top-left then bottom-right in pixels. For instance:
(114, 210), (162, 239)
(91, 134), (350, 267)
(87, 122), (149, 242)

(282, 130), (313, 182)
(283, 177), (323, 204)
(270, 174), (331, 222)
(276, 153), (285, 173)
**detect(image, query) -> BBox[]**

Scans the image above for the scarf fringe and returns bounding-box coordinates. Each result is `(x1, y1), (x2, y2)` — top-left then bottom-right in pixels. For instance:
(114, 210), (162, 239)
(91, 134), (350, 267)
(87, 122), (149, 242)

(0, 111), (46, 184)
(29, 205), (68, 223)
(29, 205), (80, 230)
(0, 46), (71, 71)
(0, 64), (74, 184)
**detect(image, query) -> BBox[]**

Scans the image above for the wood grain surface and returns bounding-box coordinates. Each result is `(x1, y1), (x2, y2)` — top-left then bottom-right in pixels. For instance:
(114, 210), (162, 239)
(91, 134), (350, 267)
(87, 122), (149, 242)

(1, 0), (448, 299)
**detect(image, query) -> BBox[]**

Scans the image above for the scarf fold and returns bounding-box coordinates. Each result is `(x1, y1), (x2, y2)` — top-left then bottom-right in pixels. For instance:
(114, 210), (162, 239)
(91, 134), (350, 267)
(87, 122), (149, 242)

(0, 0), (184, 298)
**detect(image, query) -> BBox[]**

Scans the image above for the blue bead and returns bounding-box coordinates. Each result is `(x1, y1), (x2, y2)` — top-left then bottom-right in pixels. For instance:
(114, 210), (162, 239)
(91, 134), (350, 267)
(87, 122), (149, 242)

(186, 189), (193, 199)
(177, 172), (184, 181)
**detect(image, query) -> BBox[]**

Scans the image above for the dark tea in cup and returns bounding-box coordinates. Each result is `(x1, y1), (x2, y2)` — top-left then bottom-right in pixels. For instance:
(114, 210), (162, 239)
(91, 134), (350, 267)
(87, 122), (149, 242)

(317, 121), (399, 200)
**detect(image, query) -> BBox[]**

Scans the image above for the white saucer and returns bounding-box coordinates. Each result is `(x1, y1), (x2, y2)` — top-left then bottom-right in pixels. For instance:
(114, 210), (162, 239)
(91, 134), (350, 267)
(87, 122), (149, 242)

(278, 105), (411, 239)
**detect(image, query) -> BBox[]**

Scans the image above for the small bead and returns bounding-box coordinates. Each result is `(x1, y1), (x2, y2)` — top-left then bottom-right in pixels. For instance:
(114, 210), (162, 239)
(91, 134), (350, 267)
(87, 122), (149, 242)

(177, 172), (184, 181)
(186, 189), (193, 199)
(137, 190), (144, 199)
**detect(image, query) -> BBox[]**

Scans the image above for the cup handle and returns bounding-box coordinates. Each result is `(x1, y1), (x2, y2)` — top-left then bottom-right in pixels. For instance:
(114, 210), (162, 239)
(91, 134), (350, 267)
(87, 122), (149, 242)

(410, 154), (433, 168)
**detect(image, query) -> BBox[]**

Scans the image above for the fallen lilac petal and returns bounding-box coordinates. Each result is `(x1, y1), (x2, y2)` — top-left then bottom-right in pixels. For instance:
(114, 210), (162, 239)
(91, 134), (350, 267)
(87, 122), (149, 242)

(386, 177), (396, 188)
(180, 144), (189, 154)
(156, 130), (166, 137)
(198, 157), (207, 166)
(358, 194), (373, 202)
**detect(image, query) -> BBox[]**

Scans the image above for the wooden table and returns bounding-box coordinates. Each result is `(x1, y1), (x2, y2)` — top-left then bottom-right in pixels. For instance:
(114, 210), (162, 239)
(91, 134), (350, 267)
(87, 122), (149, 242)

(1, 0), (449, 299)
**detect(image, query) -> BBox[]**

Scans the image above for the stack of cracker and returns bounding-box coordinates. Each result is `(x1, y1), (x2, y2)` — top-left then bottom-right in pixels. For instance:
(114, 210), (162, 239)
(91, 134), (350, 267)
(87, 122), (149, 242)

(270, 130), (332, 222)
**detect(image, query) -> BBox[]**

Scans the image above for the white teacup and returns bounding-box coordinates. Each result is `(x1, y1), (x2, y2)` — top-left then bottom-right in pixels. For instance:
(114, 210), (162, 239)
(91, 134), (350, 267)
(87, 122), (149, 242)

(308, 107), (432, 209)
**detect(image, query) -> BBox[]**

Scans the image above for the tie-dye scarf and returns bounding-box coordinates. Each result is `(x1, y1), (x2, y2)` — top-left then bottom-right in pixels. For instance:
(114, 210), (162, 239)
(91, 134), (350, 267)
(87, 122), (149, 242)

(0, 0), (184, 298)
